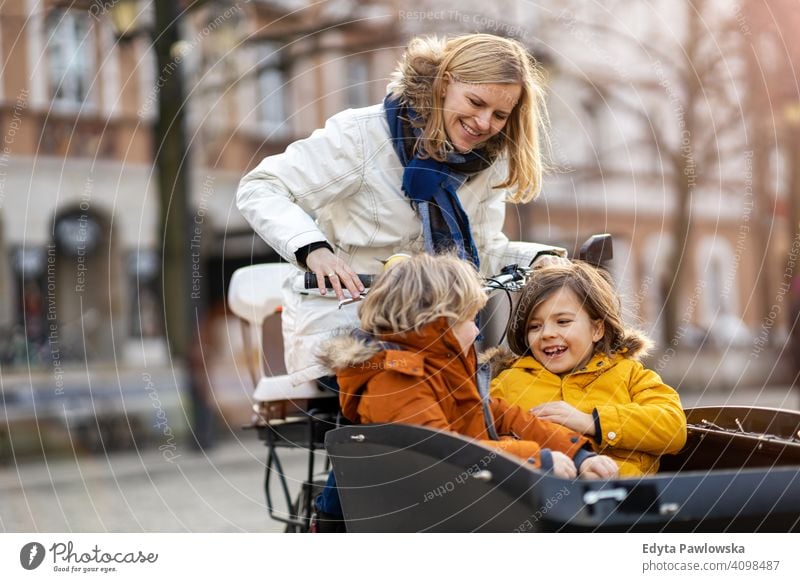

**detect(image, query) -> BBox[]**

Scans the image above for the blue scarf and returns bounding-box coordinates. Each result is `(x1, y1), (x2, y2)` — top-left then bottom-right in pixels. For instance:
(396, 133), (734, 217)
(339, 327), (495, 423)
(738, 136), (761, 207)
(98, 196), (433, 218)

(384, 94), (492, 268)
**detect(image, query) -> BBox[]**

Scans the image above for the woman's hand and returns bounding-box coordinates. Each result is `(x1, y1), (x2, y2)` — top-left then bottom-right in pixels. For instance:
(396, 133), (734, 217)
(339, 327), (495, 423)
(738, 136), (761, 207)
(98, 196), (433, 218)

(306, 247), (365, 300)
(578, 455), (619, 480)
(530, 401), (595, 436)
(550, 451), (577, 480)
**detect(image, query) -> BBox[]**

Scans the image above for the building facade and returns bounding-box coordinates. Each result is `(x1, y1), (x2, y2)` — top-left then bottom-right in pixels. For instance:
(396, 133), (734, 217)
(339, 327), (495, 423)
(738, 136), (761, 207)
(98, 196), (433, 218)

(0, 0), (793, 396)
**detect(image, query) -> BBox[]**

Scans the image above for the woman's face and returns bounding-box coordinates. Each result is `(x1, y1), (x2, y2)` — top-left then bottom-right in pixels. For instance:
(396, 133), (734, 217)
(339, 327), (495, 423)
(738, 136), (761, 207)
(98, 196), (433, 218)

(441, 77), (521, 153)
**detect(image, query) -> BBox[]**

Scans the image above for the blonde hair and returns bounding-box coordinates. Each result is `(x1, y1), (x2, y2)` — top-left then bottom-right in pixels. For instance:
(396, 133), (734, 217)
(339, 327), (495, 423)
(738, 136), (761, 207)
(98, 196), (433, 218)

(359, 254), (487, 335)
(389, 34), (550, 203)
(507, 262), (654, 359)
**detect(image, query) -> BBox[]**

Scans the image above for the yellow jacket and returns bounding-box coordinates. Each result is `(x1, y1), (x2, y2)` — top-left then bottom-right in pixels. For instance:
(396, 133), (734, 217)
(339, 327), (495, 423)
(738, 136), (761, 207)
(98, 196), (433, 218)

(490, 353), (687, 477)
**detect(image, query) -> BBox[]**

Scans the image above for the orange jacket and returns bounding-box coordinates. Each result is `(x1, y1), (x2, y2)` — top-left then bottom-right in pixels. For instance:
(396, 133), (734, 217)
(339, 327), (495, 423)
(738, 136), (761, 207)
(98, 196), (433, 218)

(321, 318), (591, 471)
(491, 353), (687, 476)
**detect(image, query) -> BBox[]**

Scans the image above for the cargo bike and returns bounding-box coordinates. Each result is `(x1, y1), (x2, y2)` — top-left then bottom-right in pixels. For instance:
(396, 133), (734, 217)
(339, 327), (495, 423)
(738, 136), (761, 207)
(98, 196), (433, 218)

(227, 236), (800, 532)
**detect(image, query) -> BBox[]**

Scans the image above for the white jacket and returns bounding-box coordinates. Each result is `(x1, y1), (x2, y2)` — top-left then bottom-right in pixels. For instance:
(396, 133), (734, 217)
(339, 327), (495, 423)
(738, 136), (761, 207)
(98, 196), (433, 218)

(237, 103), (564, 384)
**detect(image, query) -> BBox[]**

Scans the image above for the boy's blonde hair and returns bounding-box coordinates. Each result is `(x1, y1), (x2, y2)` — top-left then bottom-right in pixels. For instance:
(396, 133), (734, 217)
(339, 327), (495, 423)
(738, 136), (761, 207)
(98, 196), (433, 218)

(389, 33), (550, 203)
(359, 254), (487, 335)
(507, 262), (653, 359)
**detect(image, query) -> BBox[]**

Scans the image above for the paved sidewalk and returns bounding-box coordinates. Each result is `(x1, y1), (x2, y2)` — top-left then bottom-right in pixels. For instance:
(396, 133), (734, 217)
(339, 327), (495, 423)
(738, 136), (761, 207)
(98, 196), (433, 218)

(0, 434), (316, 532)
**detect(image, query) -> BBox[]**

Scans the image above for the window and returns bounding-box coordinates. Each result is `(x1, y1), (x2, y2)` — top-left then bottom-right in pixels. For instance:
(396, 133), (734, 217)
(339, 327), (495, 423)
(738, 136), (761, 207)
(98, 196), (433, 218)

(581, 96), (603, 166)
(346, 55), (370, 108)
(258, 44), (288, 136)
(45, 9), (95, 108)
(697, 236), (737, 320)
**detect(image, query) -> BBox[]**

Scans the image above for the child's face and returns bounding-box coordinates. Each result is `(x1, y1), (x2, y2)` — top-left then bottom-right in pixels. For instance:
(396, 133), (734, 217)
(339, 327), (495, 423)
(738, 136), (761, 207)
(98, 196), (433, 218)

(452, 316), (480, 356)
(526, 287), (604, 376)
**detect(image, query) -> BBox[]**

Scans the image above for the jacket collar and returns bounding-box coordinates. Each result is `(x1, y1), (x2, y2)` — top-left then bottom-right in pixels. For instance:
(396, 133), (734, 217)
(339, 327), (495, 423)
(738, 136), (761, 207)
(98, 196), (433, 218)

(512, 351), (623, 379)
(375, 317), (468, 359)
(335, 318), (475, 422)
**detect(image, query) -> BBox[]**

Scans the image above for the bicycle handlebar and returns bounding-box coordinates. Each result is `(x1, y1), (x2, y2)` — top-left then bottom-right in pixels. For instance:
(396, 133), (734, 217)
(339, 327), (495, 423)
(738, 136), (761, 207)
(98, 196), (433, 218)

(305, 265), (528, 294)
(482, 265), (528, 292)
(303, 234), (612, 293)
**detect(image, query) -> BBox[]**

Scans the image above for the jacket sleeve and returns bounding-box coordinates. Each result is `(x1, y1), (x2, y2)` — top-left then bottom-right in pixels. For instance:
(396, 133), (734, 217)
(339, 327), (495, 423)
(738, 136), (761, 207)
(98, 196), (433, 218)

(357, 372), (559, 471)
(594, 363), (687, 454)
(470, 168), (566, 275)
(236, 110), (365, 266)
(357, 371), (453, 429)
(490, 397), (589, 459)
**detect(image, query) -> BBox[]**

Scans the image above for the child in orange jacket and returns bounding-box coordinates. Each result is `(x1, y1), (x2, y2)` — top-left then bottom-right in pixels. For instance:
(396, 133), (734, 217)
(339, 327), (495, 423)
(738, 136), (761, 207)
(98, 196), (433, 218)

(491, 262), (687, 477)
(321, 253), (618, 480)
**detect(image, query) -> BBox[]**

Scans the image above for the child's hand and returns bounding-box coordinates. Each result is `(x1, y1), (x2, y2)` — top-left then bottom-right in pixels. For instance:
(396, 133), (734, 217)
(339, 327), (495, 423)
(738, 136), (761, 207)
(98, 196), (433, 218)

(530, 401), (595, 436)
(550, 451), (578, 480)
(578, 455), (619, 480)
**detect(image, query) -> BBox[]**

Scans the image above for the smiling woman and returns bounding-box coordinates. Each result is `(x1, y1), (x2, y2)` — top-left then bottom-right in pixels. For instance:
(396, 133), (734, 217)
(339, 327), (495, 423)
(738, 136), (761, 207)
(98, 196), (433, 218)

(389, 34), (547, 200)
(237, 33), (566, 385)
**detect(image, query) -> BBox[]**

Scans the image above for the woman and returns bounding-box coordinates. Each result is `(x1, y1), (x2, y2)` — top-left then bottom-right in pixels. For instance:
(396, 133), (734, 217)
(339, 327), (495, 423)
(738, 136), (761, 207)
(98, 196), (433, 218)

(237, 33), (565, 386)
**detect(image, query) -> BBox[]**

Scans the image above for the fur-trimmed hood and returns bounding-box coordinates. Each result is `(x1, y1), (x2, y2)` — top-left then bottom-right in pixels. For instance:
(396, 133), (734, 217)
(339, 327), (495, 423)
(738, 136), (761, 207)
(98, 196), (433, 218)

(321, 318), (470, 422)
(318, 333), (382, 371)
(319, 329), (518, 378)
(320, 322), (527, 423)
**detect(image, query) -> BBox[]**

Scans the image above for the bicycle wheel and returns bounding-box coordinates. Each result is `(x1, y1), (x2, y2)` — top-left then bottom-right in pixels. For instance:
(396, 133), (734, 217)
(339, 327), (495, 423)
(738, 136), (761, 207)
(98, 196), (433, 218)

(284, 478), (327, 533)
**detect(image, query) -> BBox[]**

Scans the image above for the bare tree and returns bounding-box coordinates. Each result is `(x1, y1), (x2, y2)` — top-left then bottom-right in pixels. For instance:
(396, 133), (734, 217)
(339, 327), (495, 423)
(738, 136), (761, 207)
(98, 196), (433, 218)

(542, 0), (752, 344)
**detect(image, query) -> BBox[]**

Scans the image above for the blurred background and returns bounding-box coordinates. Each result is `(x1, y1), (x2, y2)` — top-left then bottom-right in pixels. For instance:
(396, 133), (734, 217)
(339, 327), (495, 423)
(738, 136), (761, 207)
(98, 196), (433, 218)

(0, 0), (799, 530)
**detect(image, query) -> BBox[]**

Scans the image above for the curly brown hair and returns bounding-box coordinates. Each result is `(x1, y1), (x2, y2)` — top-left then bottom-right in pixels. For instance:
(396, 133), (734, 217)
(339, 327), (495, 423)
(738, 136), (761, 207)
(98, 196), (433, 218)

(507, 262), (653, 360)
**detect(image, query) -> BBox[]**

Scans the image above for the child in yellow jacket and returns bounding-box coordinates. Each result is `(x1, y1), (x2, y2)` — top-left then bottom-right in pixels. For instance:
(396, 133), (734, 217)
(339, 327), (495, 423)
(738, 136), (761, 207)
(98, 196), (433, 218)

(491, 262), (687, 477)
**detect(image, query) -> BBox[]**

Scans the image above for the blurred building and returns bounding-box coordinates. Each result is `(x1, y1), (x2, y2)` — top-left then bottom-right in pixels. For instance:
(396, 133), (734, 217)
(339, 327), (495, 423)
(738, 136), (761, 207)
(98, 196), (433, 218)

(0, 0), (401, 363)
(0, 0), (793, 429)
(525, 0), (794, 387)
(0, 0), (402, 454)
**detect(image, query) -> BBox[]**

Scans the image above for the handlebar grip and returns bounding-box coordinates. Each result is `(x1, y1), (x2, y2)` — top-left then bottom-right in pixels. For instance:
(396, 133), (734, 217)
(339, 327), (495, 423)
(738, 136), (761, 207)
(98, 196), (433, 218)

(577, 234), (613, 267)
(304, 273), (375, 290)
